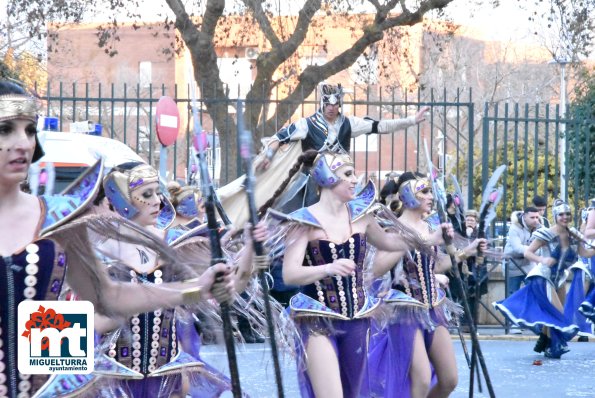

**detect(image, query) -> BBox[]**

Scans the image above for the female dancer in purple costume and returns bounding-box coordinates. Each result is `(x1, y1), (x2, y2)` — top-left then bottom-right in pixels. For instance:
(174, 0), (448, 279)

(167, 180), (205, 229)
(368, 172), (485, 398)
(263, 150), (424, 398)
(97, 161), (267, 397)
(0, 81), (233, 398)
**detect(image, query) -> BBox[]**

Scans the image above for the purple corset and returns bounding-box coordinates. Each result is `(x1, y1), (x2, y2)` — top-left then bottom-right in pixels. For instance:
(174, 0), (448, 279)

(108, 308), (177, 375)
(301, 233), (367, 318)
(1, 239), (67, 397)
(104, 269), (177, 375)
(397, 249), (438, 307)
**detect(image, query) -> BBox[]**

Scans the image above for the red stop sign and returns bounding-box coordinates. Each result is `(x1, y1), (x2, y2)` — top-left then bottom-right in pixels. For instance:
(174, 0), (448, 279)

(155, 96), (180, 146)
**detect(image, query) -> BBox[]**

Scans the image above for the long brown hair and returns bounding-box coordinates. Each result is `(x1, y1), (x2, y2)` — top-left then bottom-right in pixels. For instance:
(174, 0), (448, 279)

(258, 149), (319, 217)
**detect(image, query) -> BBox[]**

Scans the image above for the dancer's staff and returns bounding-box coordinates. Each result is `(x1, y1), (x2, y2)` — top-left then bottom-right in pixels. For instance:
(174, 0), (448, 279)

(445, 287), (472, 368)
(424, 140), (496, 398)
(189, 83), (242, 398)
(237, 99), (285, 397)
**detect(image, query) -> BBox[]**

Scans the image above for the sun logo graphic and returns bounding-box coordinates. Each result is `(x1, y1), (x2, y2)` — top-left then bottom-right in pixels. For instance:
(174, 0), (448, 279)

(18, 301), (94, 374)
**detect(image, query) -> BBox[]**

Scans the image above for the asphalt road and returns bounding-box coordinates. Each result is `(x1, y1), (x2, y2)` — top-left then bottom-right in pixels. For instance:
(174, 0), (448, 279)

(200, 336), (595, 397)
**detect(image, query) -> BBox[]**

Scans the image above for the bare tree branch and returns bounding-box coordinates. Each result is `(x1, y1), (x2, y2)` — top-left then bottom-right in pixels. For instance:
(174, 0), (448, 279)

(259, 0), (455, 134)
(17, 0), (580, 182)
(246, 0), (321, 130)
(243, 0), (281, 47)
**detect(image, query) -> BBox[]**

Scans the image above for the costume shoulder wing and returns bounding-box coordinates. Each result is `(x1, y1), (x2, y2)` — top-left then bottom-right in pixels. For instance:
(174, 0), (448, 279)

(347, 180), (376, 222)
(40, 159), (104, 236)
(532, 227), (556, 243)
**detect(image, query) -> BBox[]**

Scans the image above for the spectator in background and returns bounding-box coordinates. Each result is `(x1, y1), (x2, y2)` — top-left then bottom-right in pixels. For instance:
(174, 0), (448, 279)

(504, 207), (542, 295)
(533, 195), (551, 228)
(379, 175), (402, 214)
(465, 209), (479, 238)
(379, 178), (398, 205)
(385, 171), (400, 182)
(462, 209), (486, 328)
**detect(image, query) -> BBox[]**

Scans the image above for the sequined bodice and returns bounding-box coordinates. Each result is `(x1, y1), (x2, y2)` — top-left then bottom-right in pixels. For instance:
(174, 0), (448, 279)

(301, 233), (367, 318)
(0, 239), (67, 398)
(397, 249), (439, 307)
(106, 269), (177, 375)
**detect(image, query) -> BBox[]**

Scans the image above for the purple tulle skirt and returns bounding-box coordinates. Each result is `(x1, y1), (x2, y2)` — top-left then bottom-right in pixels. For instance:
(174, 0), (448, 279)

(363, 299), (459, 398)
(294, 317), (370, 398)
(117, 366), (230, 398)
(565, 267), (594, 335)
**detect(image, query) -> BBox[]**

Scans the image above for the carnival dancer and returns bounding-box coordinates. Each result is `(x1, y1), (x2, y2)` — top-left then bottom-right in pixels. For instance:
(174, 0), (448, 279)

(95, 161), (269, 397)
(262, 150), (425, 398)
(494, 199), (595, 358)
(0, 80), (234, 398)
(366, 172), (485, 398)
(563, 205), (595, 337)
(167, 179), (265, 344)
(218, 83), (430, 226)
(577, 201), (595, 322)
(167, 180), (205, 229)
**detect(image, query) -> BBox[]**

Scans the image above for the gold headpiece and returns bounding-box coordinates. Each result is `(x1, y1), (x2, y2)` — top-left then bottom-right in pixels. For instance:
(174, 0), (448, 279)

(103, 163), (159, 219)
(171, 185), (203, 218)
(326, 152), (353, 171)
(404, 177), (430, 195)
(112, 164), (159, 200)
(0, 95), (39, 122)
(175, 186), (202, 205)
(397, 176), (430, 209)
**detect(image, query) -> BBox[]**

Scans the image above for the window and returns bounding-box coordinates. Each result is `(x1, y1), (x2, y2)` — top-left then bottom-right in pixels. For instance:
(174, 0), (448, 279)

(218, 58), (252, 98)
(353, 134), (378, 152)
(139, 61), (152, 88)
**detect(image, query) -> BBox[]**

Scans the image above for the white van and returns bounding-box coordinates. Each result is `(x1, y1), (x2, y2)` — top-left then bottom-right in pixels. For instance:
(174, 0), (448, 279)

(32, 130), (145, 194)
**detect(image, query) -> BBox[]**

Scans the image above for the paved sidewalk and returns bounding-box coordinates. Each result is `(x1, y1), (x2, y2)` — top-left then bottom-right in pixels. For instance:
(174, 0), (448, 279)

(200, 333), (595, 397)
(457, 325), (594, 342)
(451, 340), (595, 398)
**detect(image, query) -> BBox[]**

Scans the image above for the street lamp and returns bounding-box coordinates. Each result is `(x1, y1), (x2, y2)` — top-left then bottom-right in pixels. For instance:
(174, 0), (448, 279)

(550, 57), (570, 200)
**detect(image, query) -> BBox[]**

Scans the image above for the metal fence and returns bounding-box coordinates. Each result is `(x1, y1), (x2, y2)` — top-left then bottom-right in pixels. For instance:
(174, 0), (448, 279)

(481, 102), (594, 230)
(35, 82), (476, 196)
(35, 81), (595, 328)
(36, 81), (593, 222)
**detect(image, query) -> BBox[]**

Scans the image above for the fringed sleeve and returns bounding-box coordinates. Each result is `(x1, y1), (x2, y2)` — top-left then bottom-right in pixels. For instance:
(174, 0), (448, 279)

(48, 215), (204, 317)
